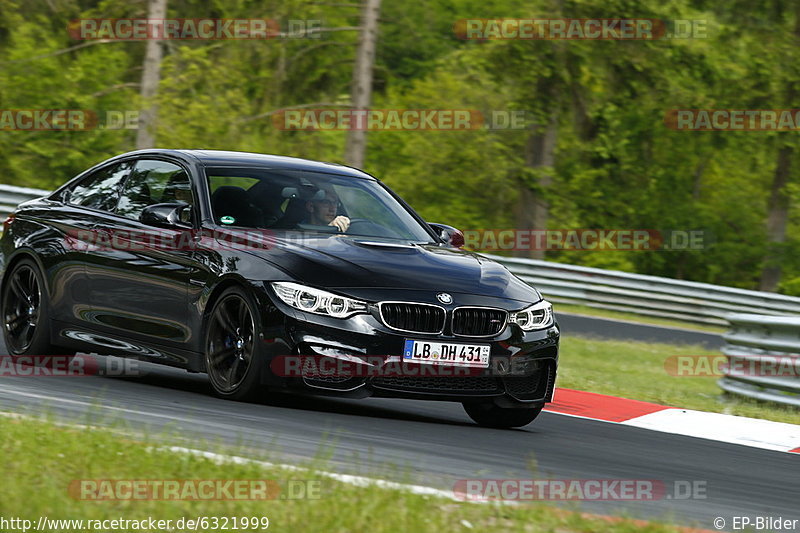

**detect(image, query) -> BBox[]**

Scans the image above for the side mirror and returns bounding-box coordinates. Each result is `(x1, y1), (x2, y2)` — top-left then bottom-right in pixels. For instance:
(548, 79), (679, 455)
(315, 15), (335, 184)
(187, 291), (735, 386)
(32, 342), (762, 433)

(428, 223), (465, 248)
(140, 202), (191, 228)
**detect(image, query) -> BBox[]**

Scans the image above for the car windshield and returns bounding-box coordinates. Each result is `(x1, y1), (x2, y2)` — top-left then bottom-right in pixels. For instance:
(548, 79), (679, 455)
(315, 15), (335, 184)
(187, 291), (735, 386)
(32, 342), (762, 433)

(205, 167), (435, 243)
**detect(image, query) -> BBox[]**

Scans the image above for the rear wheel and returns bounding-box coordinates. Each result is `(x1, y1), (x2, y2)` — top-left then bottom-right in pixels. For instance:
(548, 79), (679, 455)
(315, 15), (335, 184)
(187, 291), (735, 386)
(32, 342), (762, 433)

(2, 258), (67, 357)
(205, 287), (265, 401)
(463, 402), (543, 429)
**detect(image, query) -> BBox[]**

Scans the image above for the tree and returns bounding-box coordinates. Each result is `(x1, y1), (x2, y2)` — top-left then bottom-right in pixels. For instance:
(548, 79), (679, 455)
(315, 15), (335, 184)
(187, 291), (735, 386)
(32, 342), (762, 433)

(759, 3), (800, 291)
(344, 0), (381, 168)
(136, 0), (167, 149)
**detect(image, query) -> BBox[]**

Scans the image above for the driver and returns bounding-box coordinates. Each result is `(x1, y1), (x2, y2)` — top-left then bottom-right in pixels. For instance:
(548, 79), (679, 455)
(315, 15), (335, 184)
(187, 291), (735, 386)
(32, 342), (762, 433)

(305, 185), (350, 232)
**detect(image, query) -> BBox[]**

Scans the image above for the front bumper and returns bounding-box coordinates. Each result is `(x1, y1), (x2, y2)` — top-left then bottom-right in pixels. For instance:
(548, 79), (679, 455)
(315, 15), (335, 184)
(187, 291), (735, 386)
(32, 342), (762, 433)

(261, 292), (560, 407)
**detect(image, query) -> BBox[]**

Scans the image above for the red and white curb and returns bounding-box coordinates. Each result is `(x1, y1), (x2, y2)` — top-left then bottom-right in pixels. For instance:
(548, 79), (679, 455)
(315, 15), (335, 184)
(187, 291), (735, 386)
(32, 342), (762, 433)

(544, 388), (800, 454)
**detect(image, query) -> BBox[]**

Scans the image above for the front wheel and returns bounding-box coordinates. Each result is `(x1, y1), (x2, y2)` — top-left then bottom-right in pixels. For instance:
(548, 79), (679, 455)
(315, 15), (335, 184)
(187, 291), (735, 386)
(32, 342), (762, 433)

(463, 402), (543, 428)
(205, 287), (265, 401)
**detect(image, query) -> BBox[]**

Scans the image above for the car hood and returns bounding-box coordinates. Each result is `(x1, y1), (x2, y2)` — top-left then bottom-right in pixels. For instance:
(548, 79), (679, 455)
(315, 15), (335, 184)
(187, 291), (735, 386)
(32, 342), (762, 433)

(237, 233), (539, 304)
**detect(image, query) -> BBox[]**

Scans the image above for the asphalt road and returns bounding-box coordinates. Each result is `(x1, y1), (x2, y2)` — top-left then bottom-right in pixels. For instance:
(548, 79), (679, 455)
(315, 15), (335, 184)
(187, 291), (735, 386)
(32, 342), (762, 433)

(556, 312), (724, 349)
(1, 335), (797, 532)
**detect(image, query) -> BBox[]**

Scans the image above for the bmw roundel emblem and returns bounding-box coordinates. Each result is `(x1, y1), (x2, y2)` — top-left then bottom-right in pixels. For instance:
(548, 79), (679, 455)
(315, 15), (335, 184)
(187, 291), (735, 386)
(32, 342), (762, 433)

(437, 292), (453, 304)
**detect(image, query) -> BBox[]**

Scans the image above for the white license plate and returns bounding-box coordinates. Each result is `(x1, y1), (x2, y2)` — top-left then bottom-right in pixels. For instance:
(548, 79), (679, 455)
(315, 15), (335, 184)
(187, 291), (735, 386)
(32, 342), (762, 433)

(403, 339), (490, 368)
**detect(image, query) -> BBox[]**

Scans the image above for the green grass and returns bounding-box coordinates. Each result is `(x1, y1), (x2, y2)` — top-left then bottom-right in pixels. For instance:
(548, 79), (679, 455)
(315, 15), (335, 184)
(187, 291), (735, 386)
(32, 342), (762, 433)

(554, 303), (727, 334)
(0, 416), (707, 533)
(558, 337), (800, 424)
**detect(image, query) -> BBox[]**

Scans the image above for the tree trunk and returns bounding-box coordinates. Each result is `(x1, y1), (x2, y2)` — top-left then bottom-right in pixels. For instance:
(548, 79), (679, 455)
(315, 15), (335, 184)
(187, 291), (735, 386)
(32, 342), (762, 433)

(759, 143), (793, 291)
(759, 4), (800, 291)
(514, 112), (558, 260)
(135, 0), (167, 149)
(343, 0), (381, 168)
(692, 156), (709, 200)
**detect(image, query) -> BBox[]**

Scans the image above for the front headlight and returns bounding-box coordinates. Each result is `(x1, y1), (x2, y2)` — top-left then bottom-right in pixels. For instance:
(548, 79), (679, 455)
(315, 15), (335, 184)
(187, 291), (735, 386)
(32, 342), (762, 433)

(271, 282), (368, 318)
(509, 300), (554, 331)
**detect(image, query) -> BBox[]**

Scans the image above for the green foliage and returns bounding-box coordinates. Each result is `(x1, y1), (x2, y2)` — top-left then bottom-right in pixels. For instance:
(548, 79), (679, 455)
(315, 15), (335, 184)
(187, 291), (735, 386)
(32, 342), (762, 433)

(778, 275), (800, 297)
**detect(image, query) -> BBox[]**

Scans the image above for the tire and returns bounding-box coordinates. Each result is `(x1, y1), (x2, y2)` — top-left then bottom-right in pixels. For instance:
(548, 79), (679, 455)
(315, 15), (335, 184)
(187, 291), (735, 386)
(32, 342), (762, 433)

(463, 402), (543, 429)
(204, 286), (266, 401)
(1, 258), (68, 357)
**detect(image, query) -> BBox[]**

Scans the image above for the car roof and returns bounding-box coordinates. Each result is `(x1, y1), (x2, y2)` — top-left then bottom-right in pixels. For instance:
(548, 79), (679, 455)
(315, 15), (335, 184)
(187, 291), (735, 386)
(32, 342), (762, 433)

(113, 149), (376, 180)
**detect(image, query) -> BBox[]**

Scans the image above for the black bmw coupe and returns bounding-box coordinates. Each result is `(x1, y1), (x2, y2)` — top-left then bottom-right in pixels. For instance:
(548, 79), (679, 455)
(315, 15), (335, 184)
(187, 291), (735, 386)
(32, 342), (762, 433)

(0, 150), (559, 428)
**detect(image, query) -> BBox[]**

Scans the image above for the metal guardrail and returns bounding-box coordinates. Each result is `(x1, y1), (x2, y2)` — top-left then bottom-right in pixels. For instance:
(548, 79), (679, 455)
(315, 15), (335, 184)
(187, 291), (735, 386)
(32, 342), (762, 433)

(484, 254), (800, 326)
(3, 184), (800, 327)
(0, 184), (50, 220)
(719, 314), (800, 407)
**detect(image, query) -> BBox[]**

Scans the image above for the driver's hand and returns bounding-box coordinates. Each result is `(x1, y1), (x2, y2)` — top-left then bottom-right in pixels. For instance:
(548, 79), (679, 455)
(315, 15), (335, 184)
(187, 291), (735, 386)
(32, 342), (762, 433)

(329, 215), (350, 233)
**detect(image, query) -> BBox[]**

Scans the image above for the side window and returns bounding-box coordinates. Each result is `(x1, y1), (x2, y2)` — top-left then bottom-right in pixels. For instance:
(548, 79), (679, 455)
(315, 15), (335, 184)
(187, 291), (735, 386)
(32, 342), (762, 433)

(116, 160), (192, 221)
(66, 161), (133, 212)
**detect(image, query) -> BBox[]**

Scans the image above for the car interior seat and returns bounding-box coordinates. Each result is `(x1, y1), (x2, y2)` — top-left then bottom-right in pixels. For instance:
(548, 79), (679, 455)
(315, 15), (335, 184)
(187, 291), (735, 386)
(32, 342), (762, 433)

(246, 180), (285, 227)
(210, 186), (263, 227)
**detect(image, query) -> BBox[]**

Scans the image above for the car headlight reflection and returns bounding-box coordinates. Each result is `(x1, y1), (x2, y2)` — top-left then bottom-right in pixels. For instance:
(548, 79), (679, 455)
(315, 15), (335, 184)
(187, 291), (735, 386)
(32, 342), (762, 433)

(509, 300), (554, 331)
(271, 282), (367, 318)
